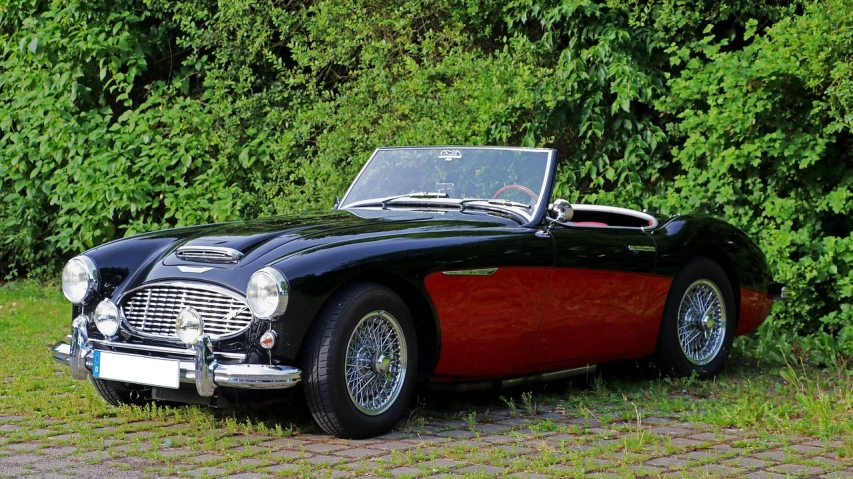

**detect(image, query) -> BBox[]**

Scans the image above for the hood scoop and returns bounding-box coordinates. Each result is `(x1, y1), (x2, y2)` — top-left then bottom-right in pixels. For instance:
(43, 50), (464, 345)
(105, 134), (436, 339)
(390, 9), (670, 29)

(175, 246), (245, 264)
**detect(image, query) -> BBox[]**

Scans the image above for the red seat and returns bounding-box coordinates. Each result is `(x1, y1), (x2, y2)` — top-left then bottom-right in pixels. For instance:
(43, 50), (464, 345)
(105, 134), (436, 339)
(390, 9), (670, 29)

(570, 221), (608, 227)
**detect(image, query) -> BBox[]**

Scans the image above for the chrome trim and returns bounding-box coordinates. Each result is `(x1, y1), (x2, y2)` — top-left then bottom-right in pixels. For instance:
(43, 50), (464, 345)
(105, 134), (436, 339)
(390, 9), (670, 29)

(194, 335), (217, 396)
(442, 268), (498, 276)
(69, 316), (91, 380)
(570, 204), (659, 229)
(87, 338), (247, 360)
(247, 267), (289, 320)
(177, 266), (213, 273)
(63, 256), (99, 304)
(775, 286), (791, 302)
(118, 281), (252, 341)
(176, 246), (244, 264)
(52, 328), (300, 395)
(628, 245), (656, 252)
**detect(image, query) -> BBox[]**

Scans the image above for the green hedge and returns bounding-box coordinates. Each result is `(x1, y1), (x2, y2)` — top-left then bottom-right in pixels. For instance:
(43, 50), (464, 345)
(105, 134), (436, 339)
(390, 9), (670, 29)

(1, 0), (850, 360)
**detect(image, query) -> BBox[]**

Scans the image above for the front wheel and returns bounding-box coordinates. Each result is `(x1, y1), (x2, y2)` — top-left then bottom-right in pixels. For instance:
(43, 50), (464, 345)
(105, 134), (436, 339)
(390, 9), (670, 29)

(656, 258), (737, 378)
(302, 283), (418, 438)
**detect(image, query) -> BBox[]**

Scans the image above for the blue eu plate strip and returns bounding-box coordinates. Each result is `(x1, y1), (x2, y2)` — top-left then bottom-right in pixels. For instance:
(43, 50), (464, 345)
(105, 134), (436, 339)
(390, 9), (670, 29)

(92, 350), (101, 377)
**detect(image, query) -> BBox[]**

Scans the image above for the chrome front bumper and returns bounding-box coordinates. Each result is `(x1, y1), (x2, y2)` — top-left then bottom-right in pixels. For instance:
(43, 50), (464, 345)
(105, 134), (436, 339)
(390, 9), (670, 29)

(51, 317), (301, 396)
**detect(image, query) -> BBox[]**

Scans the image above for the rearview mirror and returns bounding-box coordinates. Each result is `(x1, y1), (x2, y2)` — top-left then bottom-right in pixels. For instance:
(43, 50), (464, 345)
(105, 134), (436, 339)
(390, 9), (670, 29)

(549, 199), (573, 222)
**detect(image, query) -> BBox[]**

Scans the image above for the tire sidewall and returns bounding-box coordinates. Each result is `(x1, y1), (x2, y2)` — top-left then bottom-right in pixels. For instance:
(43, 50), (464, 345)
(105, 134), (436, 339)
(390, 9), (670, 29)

(659, 258), (737, 377)
(325, 286), (418, 437)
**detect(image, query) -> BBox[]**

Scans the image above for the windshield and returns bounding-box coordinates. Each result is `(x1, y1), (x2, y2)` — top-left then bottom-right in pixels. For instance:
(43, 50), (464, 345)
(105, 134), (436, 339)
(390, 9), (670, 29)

(340, 147), (553, 219)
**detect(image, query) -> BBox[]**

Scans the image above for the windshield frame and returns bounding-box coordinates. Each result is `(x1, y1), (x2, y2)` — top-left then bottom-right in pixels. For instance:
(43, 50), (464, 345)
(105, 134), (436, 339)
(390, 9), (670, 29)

(338, 146), (557, 226)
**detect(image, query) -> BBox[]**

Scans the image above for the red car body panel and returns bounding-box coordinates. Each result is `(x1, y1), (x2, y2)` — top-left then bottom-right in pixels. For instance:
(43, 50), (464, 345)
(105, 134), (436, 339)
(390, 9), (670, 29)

(736, 288), (773, 336)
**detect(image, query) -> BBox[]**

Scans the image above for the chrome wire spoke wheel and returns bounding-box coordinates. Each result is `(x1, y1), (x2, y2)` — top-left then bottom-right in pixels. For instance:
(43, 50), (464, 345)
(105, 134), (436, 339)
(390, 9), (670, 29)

(677, 279), (727, 365)
(344, 310), (407, 415)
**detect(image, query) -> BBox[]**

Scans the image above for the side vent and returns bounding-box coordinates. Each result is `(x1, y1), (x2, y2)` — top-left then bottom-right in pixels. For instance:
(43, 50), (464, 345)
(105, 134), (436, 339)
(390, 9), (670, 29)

(176, 246), (244, 264)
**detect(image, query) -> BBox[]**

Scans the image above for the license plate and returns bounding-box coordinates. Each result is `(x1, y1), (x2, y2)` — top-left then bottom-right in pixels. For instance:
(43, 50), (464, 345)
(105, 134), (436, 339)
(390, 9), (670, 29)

(92, 350), (180, 389)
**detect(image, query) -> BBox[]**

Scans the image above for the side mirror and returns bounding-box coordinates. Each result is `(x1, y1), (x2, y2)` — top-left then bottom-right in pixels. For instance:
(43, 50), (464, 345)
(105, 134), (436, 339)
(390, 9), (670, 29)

(549, 199), (573, 222)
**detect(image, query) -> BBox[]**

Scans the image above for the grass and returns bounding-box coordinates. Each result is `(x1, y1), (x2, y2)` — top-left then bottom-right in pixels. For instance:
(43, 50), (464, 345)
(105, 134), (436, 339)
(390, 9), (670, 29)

(1, 280), (852, 478)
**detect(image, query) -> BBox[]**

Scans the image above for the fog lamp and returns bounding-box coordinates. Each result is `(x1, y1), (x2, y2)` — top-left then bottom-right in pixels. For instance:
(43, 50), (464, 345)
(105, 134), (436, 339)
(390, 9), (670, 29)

(94, 299), (120, 337)
(259, 330), (277, 350)
(175, 308), (203, 345)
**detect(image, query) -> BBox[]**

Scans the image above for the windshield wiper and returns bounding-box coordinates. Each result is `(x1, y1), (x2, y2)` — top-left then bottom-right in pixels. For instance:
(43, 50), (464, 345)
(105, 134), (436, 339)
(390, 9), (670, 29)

(346, 192), (449, 210)
(459, 198), (531, 212)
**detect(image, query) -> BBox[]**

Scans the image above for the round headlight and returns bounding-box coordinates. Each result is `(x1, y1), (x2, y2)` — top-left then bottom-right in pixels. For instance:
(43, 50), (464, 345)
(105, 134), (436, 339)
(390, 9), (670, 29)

(246, 267), (288, 320)
(94, 299), (120, 337)
(61, 256), (98, 303)
(176, 308), (203, 345)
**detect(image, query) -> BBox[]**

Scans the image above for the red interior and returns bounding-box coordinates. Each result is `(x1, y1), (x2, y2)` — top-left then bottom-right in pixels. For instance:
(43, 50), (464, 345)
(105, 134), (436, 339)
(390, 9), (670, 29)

(569, 221), (609, 227)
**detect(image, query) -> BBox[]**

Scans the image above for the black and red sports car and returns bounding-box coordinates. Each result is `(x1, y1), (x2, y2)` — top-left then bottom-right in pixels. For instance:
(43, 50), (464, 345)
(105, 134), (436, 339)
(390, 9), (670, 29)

(53, 146), (785, 438)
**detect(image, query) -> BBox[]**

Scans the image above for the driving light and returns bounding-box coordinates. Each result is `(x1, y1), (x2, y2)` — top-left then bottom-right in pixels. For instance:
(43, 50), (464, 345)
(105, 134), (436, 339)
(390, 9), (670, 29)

(94, 299), (120, 337)
(176, 308), (204, 345)
(61, 256), (98, 303)
(246, 267), (288, 320)
(259, 330), (277, 350)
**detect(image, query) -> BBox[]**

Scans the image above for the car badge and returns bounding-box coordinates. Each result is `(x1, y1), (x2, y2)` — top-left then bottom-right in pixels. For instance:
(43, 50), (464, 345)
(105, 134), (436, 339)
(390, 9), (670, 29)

(438, 149), (462, 161)
(178, 266), (213, 273)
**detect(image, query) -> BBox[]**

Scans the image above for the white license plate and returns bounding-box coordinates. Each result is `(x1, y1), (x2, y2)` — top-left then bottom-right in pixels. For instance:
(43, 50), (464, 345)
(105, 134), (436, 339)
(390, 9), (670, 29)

(92, 350), (180, 389)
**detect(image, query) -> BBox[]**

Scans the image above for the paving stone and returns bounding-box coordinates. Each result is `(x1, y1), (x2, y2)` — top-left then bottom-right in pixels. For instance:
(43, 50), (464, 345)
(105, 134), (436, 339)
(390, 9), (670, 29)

(814, 457), (845, 467)
(480, 434), (519, 444)
(445, 439), (484, 449)
(745, 473), (789, 479)
(224, 473), (265, 479)
(473, 423), (511, 434)
(264, 437), (312, 449)
(770, 463), (827, 475)
(805, 440), (846, 448)
(788, 444), (825, 454)
(456, 464), (505, 475)
(184, 469), (228, 479)
(438, 429), (476, 439)
(334, 447), (383, 459)
(724, 457), (774, 468)
(697, 464), (742, 475)
(419, 458), (463, 470)
(687, 432), (736, 442)
(821, 471), (853, 479)
(307, 454), (348, 465)
(389, 466), (423, 477)
(630, 464), (666, 476)
(646, 456), (691, 468)
(269, 449), (302, 461)
(375, 431), (415, 440)
(754, 450), (793, 462)
(303, 442), (347, 453)
(670, 438), (709, 448)
(649, 426), (693, 437)
(368, 440), (419, 451)
(261, 464), (298, 474)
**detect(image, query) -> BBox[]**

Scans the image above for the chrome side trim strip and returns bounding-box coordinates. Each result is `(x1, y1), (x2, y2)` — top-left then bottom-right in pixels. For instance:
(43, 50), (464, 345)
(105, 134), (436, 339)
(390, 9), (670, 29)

(628, 245), (656, 252)
(88, 338), (247, 360)
(442, 268), (499, 276)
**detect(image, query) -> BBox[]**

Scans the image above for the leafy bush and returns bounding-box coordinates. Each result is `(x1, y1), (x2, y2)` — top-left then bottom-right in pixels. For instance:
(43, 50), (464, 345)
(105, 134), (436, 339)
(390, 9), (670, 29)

(1, 0), (850, 358)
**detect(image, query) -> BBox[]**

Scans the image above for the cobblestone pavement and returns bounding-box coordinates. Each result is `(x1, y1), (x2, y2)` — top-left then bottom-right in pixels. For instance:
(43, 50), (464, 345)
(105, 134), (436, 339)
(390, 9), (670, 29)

(1, 405), (852, 479)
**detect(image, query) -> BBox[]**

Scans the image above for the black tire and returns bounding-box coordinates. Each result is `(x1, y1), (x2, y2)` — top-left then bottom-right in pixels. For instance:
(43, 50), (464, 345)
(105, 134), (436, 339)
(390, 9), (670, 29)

(302, 282), (418, 438)
(90, 377), (139, 406)
(656, 257), (737, 378)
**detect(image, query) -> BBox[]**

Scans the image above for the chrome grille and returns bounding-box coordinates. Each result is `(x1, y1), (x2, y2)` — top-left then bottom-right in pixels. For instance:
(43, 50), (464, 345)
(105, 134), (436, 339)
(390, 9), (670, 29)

(122, 284), (252, 339)
(176, 246), (243, 264)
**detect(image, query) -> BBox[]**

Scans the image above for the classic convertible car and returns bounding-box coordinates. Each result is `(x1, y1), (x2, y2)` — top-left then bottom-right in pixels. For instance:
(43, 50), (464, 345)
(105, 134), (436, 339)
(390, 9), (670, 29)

(52, 146), (785, 438)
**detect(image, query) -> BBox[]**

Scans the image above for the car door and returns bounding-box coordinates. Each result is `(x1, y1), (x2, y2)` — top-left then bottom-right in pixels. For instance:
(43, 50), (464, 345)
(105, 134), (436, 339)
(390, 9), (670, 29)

(528, 224), (660, 365)
(425, 227), (555, 380)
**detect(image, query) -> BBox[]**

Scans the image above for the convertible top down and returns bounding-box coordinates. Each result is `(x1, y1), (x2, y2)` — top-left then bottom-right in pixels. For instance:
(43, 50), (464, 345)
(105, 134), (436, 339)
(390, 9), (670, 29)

(52, 146), (785, 438)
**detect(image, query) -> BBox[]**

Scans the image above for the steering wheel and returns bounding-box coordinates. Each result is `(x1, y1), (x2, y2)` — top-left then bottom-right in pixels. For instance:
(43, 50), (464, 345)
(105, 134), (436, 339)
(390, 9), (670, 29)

(491, 184), (539, 202)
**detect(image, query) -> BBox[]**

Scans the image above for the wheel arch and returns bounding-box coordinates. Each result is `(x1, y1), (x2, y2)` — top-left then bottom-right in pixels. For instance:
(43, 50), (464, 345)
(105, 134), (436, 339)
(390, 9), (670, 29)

(324, 271), (441, 380)
(688, 248), (742, 321)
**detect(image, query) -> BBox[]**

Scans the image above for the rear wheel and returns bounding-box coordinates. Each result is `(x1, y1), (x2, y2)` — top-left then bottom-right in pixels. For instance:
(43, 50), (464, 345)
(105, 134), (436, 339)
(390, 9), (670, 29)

(656, 258), (736, 377)
(302, 283), (418, 438)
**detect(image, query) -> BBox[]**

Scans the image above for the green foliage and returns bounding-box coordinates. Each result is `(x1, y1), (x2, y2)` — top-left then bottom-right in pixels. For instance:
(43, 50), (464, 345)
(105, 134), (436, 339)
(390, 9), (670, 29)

(1, 0), (850, 357)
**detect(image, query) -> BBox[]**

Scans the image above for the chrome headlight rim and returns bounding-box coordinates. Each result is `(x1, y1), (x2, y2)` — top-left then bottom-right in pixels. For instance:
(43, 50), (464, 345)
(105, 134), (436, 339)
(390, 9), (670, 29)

(61, 255), (99, 304)
(246, 267), (289, 320)
(93, 299), (120, 338)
